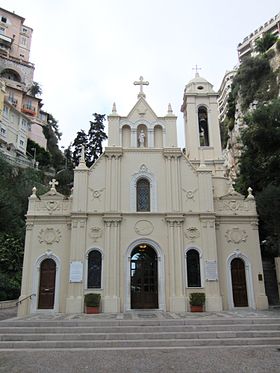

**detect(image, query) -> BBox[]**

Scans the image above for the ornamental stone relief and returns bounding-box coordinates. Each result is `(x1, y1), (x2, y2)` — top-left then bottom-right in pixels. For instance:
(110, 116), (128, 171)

(215, 199), (254, 212)
(182, 188), (198, 200)
(185, 226), (200, 240)
(89, 187), (105, 200)
(45, 200), (61, 213)
(38, 228), (61, 245)
(225, 227), (247, 244)
(134, 220), (154, 236)
(89, 226), (103, 242)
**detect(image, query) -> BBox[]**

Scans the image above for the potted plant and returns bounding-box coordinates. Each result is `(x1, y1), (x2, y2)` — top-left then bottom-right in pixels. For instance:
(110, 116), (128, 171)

(84, 293), (101, 314)
(189, 292), (205, 312)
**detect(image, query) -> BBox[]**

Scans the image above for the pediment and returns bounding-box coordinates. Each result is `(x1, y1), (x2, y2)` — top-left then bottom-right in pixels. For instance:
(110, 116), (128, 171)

(218, 190), (245, 201)
(40, 189), (65, 201)
(126, 97), (158, 122)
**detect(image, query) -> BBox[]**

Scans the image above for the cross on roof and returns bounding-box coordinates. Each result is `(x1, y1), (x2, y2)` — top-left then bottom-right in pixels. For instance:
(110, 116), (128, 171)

(134, 76), (149, 98)
(49, 178), (59, 190)
(192, 64), (202, 76)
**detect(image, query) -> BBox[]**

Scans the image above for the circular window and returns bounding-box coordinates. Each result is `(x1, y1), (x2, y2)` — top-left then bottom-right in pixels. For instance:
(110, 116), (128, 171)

(197, 86), (204, 90)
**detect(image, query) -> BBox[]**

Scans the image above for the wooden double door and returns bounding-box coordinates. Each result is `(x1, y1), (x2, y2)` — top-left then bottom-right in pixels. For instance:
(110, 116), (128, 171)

(130, 245), (158, 309)
(231, 258), (248, 307)
(38, 259), (56, 309)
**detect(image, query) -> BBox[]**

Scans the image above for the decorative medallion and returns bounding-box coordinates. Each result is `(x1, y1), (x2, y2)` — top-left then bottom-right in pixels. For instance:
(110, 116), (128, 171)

(89, 187), (105, 200)
(225, 227), (247, 244)
(38, 228), (61, 245)
(45, 200), (60, 212)
(182, 188), (198, 200)
(185, 227), (200, 240)
(89, 226), (103, 242)
(135, 220), (154, 236)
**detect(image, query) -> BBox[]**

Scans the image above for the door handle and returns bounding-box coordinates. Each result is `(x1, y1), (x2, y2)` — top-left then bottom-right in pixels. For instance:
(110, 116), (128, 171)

(44, 288), (50, 291)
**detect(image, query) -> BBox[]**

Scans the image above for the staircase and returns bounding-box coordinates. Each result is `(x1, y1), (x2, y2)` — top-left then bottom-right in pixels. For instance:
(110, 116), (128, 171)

(1, 316), (280, 350)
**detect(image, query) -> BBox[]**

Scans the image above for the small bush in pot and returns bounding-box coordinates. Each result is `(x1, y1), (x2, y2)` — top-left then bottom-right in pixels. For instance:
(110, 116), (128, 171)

(84, 293), (101, 314)
(189, 292), (205, 312)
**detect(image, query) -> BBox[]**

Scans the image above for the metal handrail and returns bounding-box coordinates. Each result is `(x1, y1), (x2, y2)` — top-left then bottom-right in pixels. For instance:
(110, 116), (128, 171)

(16, 293), (36, 305)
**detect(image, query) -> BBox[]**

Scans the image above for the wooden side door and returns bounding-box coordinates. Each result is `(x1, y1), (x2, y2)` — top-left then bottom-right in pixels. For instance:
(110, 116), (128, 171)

(38, 259), (56, 309)
(231, 258), (248, 307)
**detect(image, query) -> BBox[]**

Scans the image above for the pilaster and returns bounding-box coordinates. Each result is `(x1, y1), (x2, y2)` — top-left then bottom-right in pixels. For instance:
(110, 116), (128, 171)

(102, 214), (122, 312)
(165, 215), (185, 312)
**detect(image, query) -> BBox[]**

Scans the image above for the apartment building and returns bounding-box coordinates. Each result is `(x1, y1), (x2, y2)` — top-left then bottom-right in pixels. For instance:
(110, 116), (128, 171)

(237, 12), (280, 62)
(0, 7), (47, 161)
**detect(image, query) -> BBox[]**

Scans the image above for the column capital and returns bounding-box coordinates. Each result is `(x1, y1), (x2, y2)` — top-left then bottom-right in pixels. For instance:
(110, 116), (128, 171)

(103, 214), (122, 227)
(104, 147), (123, 159)
(163, 148), (182, 159)
(165, 214), (185, 226)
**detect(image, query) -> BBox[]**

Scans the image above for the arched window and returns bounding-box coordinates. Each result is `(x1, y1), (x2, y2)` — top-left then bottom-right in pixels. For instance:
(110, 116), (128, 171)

(186, 249), (201, 287)
(87, 250), (102, 288)
(198, 106), (209, 146)
(1, 69), (21, 82)
(136, 178), (150, 211)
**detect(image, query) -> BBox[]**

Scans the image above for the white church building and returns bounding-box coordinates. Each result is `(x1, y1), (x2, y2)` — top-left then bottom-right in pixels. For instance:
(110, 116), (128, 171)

(18, 74), (268, 315)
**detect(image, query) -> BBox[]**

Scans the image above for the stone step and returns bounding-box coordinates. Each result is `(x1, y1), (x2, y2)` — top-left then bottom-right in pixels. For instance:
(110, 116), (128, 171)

(1, 323), (280, 334)
(2, 317), (280, 328)
(0, 337), (280, 350)
(1, 330), (280, 341)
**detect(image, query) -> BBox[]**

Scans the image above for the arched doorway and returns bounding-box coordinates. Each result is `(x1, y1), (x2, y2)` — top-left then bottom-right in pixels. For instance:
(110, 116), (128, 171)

(130, 244), (158, 309)
(38, 259), (56, 309)
(231, 258), (248, 307)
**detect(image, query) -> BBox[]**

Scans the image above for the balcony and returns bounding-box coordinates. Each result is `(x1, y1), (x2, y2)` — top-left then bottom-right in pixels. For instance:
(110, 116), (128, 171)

(8, 97), (18, 107)
(0, 34), (13, 48)
(21, 104), (36, 116)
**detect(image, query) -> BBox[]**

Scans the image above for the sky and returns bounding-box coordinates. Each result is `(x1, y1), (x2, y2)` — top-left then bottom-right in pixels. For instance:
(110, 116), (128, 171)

(1, 0), (280, 148)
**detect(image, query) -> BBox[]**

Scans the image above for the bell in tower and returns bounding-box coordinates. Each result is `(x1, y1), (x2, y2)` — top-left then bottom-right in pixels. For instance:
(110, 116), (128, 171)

(181, 71), (223, 170)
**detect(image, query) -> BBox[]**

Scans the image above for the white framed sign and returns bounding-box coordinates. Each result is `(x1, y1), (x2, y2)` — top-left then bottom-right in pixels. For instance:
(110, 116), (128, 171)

(205, 260), (218, 281)
(69, 261), (83, 283)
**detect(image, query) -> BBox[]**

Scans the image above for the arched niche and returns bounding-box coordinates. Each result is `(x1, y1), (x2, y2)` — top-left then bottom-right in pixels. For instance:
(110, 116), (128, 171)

(137, 124), (147, 148)
(1, 68), (21, 82)
(198, 106), (209, 146)
(154, 125), (163, 148)
(122, 124), (131, 147)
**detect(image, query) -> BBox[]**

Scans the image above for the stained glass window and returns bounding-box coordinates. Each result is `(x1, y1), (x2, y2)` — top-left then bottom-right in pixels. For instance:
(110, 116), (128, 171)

(136, 178), (150, 211)
(187, 249), (201, 287)
(88, 250), (102, 288)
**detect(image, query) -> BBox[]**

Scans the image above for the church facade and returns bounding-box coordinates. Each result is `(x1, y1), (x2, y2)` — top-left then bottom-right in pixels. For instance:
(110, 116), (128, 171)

(18, 75), (268, 315)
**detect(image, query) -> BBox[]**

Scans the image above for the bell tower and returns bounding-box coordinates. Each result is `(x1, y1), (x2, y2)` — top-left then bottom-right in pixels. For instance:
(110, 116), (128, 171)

(181, 73), (223, 170)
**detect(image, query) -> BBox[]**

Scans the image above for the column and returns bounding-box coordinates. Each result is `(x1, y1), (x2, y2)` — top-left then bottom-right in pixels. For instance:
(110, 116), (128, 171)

(148, 128), (154, 148)
(131, 128), (137, 147)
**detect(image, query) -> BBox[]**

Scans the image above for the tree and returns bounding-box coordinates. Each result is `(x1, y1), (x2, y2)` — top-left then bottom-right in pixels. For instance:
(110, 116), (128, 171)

(0, 234), (23, 300)
(236, 99), (280, 194)
(43, 114), (64, 171)
(72, 130), (88, 166)
(256, 185), (280, 257)
(255, 33), (278, 54)
(28, 81), (42, 97)
(87, 113), (108, 167)
(71, 113), (108, 167)
(233, 56), (277, 110)
(236, 99), (280, 257)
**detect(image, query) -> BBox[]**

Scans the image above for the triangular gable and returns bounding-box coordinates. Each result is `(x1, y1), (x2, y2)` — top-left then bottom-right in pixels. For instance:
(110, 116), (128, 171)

(125, 97), (158, 122)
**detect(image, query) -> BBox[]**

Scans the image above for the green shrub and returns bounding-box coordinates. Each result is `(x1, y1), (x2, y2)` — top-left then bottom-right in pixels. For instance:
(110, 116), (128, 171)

(189, 292), (205, 306)
(84, 293), (101, 307)
(276, 39), (280, 52)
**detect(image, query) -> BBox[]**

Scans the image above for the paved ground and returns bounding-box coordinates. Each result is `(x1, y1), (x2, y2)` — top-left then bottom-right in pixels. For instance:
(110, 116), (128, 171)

(0, 306), (17, 321)
(1, 307), (280, 372)
(0, 347), (280, 373)
(2, 307), (280, 321)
